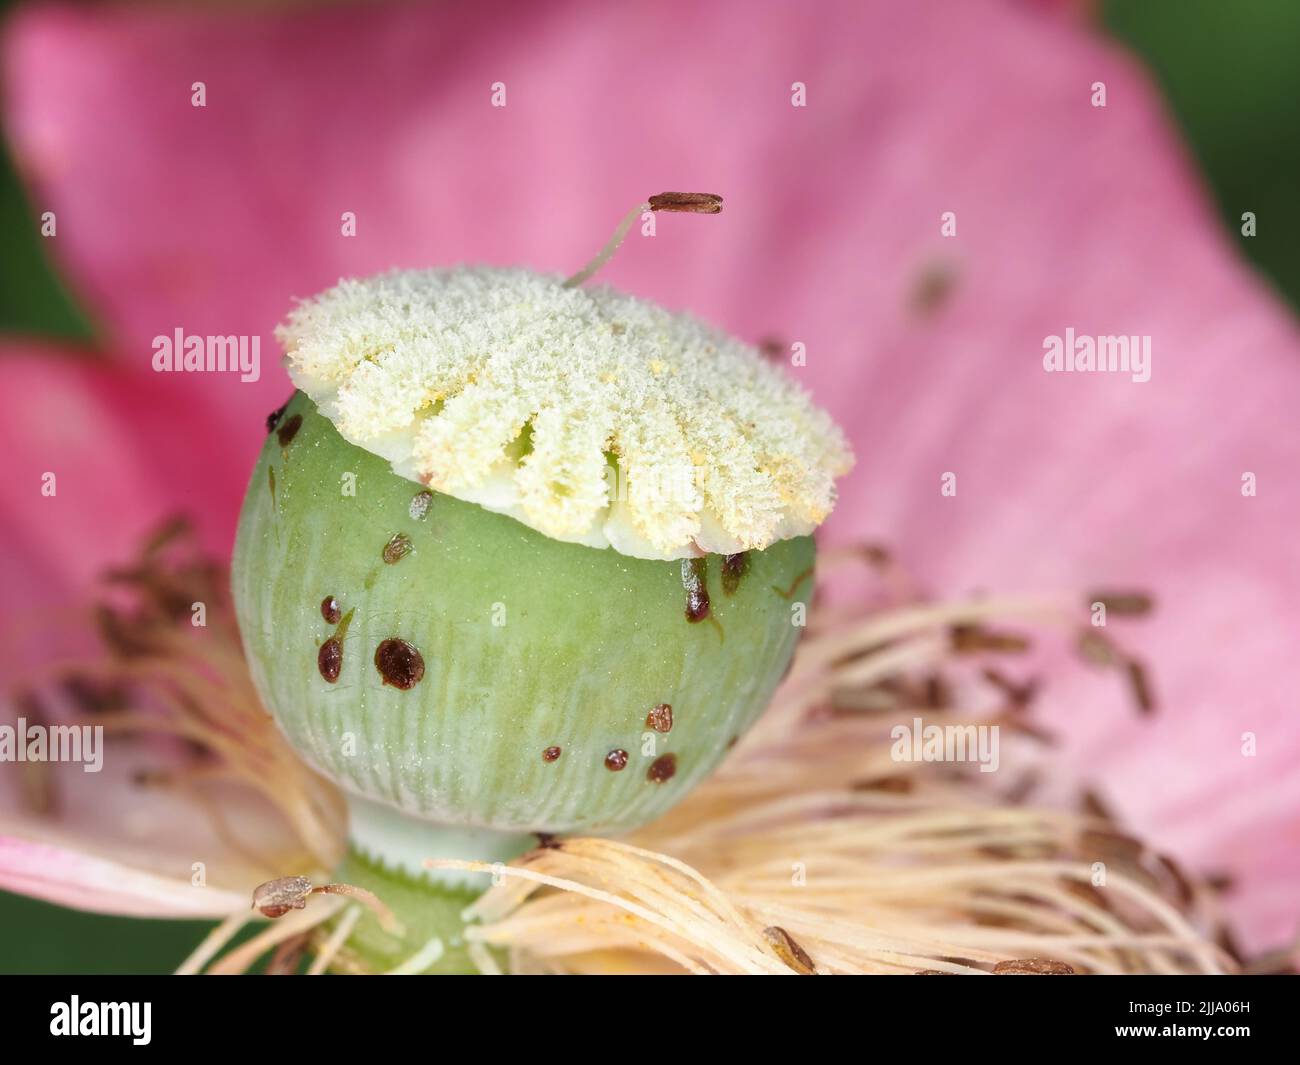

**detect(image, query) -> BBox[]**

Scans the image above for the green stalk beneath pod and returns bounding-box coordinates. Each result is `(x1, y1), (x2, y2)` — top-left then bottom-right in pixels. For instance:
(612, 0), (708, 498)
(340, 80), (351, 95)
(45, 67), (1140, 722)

(334, 795), (531, 974)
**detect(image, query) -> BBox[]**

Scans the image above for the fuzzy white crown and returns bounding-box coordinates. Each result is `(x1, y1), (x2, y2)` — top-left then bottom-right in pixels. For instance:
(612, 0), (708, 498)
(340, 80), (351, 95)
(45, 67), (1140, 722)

(278, 267), (852, 560)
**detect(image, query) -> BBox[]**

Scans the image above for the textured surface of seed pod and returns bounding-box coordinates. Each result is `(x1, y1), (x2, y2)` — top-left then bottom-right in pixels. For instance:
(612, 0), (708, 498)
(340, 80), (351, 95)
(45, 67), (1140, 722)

(232, 393), (813, 834)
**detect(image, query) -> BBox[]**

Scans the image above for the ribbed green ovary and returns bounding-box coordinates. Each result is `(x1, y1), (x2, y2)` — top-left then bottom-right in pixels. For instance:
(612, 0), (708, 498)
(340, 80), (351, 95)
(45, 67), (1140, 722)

(232, 391), (813, 837)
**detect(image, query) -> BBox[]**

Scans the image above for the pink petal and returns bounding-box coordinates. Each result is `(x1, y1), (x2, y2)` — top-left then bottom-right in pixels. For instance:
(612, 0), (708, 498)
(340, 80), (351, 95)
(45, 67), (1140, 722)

(0, 837), (246, 918)
(0, 342), (254, 619)
(0, 737), (303, 918)
(4, 0), (1297, 950)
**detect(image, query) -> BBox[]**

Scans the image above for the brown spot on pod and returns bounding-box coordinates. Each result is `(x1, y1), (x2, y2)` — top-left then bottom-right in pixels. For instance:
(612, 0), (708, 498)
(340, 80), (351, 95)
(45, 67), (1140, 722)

(382, 533), (413, 564)
(321, 596), (342, 624)
(374, 638), (425, 689)
(276, 413), (302, 447)
(318, 638), (342, 682)
(773, 565), (814, 600)
(682, 557), (710, 622)
(409, 489), (434, 521)
(646, 753), (677, 783)
(265, 401), (289, 434)
(542, 746), (562, 763)
(721, 552), (750, 595)
(646, 703), (673, 733)
(604, 749), (629, 771)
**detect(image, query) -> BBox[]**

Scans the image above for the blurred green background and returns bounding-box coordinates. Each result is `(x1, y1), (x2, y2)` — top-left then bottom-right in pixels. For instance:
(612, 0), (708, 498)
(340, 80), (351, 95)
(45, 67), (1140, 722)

(1, 0), (1298, 973)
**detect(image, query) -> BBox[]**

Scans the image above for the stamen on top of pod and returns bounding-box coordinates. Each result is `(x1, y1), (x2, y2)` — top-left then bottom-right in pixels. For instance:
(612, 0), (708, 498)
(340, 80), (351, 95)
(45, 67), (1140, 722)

(278, 251), (851, 559)
(563, 191), (722, 289)
(252, 876), (401, 933)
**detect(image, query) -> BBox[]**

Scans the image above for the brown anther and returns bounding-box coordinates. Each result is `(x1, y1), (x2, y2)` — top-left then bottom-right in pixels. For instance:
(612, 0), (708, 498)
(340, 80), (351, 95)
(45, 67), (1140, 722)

(1080, 788), (1116, 822)
(95, 603), (157, 659)
(1205, 871), (1235, 894)
(980, 668), (1038, 710)
(1154, 852), (1195, 907)
(59, 672), (129, 715)
(648, 191), (723, 214)
(140, 515), (194, 557)
(910, 261), (959, 316)
(1125, 657), (1156, 715)
(566, 192), (724, 288)
(1077, 629), (1119, 667)
(994, 714), (1056, 745)
(950, 623), (1030, 654)
(859, 543), (891, 568)
(923, 673), (952, 710)
(1088, 590), (1154, 616)
(992, 958), (1075, 975)
(1061, 878), (1113, 913)
(1214, 925), (1246, 965)
(604, 749), (629, 771)
(646, 703), (673, 733)
(763, 926), (817, 975)
(851, 775), (913, 794)
(1080, 828), (1145, 864)
(252, 875), (314, 919)
(542, 745), (562, 763)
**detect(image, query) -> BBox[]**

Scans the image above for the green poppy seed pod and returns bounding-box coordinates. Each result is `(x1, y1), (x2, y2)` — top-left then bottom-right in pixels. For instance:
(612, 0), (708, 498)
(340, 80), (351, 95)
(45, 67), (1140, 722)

(231, 266), (852, 969)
